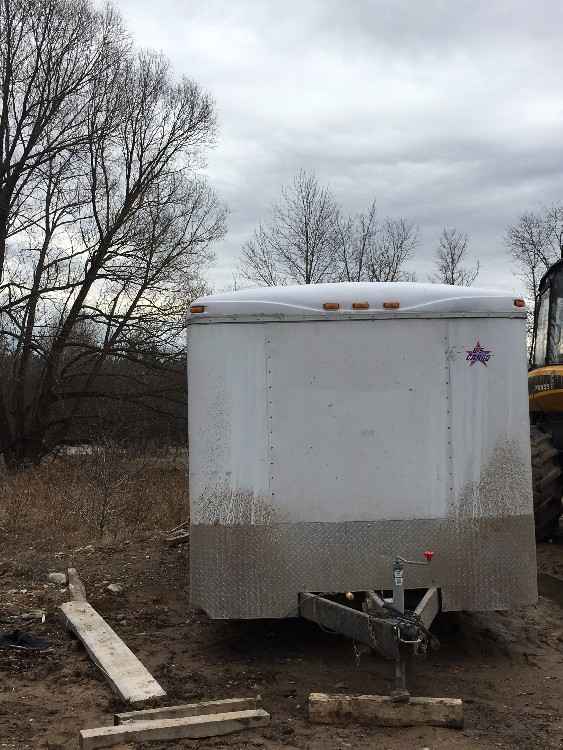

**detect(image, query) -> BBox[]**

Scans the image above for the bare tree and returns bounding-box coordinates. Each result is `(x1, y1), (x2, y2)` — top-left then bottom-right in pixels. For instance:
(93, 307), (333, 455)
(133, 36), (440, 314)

(244, 183), (419, 287)
(545, 205), (563, 258)
(431, 227), (479, 286)
(507, 207), (563, 305)
(240, 225), (285, 287)
(0, 2), (226, 470)
(337, 201), (418, 283)
(506, 207), (563, 356)
(337, 200), (377, 282)
(367, 217), (419, 282)
(241, 170), (339, 285)
(0, 0), (126, 283)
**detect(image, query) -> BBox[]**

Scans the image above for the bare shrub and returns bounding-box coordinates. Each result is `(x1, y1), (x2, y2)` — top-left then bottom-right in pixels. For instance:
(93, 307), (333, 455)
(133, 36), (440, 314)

(0, 444), (187, 544)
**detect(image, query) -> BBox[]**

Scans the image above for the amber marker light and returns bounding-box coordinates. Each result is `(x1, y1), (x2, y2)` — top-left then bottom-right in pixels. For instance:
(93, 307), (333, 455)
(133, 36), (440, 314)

(190, 305), (206, 314)
(352, 302), (370, 310)
(323, 302), (340, 311)
(514, 298), (526, 308)
(383, 301), (400, 309)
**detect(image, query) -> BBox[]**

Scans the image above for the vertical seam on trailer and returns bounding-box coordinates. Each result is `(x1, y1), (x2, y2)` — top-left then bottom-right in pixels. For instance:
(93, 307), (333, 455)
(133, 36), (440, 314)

(445, 321), (454, 512)
(265, 335), (275, 502)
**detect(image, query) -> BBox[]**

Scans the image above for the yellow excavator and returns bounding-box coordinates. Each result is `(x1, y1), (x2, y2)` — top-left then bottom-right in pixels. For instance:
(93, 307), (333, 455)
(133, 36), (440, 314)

(529, 259), (563, 539)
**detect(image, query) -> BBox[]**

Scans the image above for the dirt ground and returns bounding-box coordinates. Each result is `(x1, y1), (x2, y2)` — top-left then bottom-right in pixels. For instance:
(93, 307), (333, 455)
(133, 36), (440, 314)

(2, 534), (563, 750)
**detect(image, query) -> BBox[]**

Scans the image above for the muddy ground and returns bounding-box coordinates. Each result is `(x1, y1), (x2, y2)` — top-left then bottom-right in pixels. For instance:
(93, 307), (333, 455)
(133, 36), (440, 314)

(2, 535), (563, 750)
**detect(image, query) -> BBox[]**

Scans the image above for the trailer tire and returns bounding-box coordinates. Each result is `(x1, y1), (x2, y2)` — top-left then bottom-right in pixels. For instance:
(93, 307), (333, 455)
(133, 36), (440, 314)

(531, 426), (563, 541)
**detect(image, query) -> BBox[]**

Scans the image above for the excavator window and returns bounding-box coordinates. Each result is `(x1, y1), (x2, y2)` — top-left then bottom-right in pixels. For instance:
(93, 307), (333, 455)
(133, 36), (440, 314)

(553, 298), (563, 362)
(534, 288), (549, 367)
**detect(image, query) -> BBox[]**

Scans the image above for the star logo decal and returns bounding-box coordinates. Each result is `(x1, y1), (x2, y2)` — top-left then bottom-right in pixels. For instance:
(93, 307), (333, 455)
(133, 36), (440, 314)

(465, 340), (492, 367)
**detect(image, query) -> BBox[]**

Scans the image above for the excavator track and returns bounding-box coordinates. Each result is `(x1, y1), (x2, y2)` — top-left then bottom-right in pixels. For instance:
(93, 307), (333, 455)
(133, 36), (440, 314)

(531, 426), (563, 541)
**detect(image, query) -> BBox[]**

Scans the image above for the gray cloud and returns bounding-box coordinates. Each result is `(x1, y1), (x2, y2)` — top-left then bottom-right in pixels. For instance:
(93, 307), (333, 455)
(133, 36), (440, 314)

(116, 0), (563, 291)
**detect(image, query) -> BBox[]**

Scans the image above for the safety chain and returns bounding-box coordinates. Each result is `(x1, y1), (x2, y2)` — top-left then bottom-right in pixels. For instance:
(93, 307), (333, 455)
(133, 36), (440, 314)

(352, 640), (362, 667)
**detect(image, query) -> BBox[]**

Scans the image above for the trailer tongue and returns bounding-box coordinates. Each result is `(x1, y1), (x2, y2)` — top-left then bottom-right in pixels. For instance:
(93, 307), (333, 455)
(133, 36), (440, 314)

(300, 552), (440, 700)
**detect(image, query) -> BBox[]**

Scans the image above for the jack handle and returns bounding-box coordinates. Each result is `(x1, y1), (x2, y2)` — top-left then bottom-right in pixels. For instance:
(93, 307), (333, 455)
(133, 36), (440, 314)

(395, 551), (434, 567)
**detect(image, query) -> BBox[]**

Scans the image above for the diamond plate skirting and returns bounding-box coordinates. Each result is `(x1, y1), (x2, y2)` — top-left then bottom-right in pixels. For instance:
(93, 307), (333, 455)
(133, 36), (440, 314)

(189, 515), (537, 619)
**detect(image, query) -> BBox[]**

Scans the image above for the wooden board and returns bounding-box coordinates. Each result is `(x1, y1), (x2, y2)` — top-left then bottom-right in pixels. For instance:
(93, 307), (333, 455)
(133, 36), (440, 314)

(80, 709), (270, 749)
(67, 568), (87, 602)
(165, 531), (190, 546)
(115, 696), (261, 724)
(413, 587), (440, 630)
(60, 601), (166, 704)
(309, 693), (463, 728)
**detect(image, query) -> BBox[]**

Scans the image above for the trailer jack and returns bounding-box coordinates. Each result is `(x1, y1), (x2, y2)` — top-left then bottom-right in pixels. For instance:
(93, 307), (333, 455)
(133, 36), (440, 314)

(299, 553), (440, 700)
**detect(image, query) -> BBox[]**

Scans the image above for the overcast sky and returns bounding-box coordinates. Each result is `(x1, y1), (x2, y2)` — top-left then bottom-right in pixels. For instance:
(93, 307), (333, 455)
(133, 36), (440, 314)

(116, 0), (563, 293)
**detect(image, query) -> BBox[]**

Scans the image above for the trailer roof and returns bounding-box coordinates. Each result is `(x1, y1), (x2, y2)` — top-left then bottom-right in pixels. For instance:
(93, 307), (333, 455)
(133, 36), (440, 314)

(189, 282), (526, 321)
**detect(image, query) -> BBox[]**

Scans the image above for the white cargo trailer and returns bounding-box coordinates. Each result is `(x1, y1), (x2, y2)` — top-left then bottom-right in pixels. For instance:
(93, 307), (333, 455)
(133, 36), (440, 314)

(187, 282), (537, 624)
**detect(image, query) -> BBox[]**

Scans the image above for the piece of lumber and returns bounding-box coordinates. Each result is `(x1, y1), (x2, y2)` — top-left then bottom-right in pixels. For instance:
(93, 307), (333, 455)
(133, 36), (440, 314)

(165, 520), (189, 535)
(414, 587), (440, 630)
(60, 601), (166, 704)
(165, 531), (190, 547)
(308, 693), (463, 729)
(80, 709), (270, 749)
(115, 696), (261, 724)
(67, 567), (87, 602)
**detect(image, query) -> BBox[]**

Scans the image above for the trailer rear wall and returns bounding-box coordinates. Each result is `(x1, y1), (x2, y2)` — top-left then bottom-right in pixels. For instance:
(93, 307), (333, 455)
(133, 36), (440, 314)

(187, 283), (537, 618)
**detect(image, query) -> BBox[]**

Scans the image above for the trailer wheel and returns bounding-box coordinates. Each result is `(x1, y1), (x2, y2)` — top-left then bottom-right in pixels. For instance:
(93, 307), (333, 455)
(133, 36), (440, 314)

(531, 426), (563, 541)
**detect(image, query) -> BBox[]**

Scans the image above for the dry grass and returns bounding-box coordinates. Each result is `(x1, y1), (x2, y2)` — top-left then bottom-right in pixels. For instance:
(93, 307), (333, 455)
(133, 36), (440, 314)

(0, 443), (188, 546)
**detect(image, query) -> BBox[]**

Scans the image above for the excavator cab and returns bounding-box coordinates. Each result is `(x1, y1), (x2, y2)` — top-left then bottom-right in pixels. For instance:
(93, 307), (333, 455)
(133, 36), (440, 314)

(529, 259), (563, 539)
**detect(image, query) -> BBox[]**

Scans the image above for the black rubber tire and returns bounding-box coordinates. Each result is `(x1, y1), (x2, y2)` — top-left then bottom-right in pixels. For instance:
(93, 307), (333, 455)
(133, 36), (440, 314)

(531, 426), (563, 541)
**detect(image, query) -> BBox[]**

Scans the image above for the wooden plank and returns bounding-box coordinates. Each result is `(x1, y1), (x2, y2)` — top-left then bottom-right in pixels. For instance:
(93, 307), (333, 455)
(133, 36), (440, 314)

(165, 531), (190, 547)
(165, 520), (189, 535)
(414, 587), (440, 630)
(60, 601), (166, 704)
(80, 709), (270, 749)
(67, 567), (87, 602)
(115, 696), (261, 724)
(309, 693), (463, 728)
